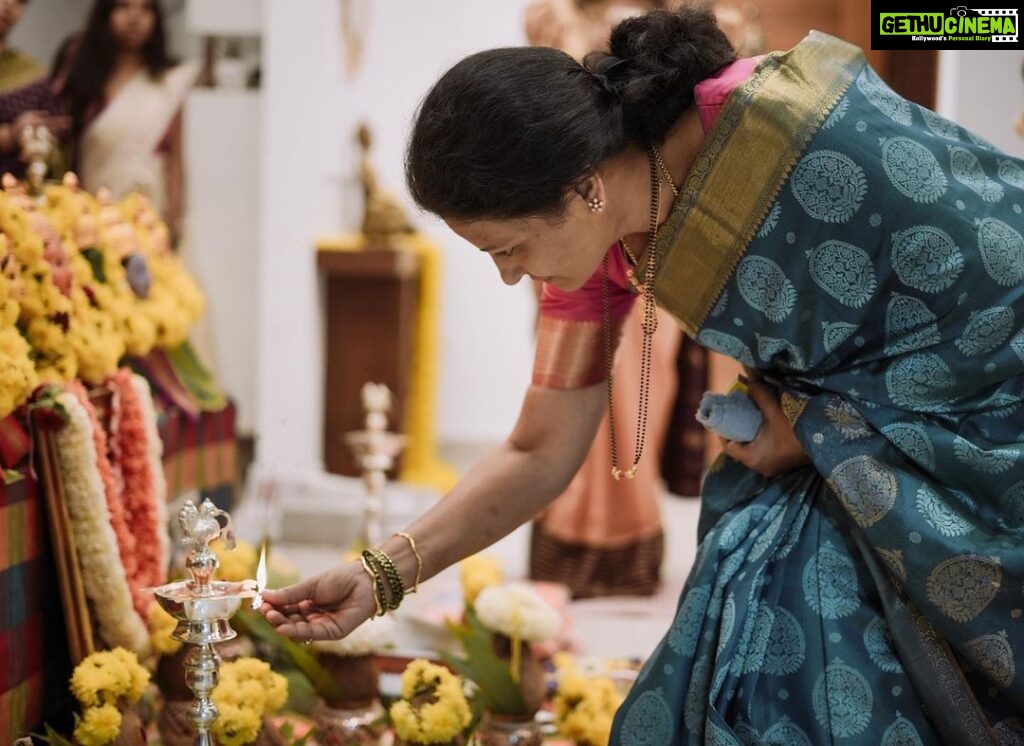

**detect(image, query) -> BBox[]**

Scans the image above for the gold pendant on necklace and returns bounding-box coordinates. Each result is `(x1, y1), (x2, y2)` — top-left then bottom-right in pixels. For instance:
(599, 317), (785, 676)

(611, 466), (639, 480)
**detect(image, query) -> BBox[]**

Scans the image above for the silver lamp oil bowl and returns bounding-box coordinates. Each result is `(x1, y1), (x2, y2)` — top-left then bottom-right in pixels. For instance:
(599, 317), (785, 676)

(151, 499), (259, 746)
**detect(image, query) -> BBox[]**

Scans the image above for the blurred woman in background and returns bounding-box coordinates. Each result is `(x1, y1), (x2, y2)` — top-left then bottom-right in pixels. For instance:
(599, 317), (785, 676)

(63, 0), (197, 244)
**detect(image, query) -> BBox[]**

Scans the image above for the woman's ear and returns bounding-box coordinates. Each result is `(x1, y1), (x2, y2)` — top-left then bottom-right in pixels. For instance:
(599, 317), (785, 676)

(573, 173), (607, 213)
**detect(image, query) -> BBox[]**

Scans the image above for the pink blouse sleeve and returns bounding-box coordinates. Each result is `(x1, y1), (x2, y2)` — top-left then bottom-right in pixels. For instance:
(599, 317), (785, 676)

(532, 244), (638, 389)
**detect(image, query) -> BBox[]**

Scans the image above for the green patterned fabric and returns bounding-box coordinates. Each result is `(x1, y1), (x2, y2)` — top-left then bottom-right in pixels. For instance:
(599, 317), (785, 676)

(164, 340), (227, 412)
(613, 33), (1024, 744)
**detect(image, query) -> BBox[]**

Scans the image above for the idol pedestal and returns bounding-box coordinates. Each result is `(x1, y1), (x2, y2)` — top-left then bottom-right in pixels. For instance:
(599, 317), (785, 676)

(317, 237), (421, 478)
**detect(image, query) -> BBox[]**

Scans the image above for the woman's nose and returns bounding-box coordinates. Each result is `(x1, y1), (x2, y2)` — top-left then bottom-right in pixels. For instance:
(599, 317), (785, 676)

(496, 259), (524, 286)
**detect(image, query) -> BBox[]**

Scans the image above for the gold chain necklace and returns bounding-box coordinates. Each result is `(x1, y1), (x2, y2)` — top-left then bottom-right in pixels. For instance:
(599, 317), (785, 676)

(603, 145), (672, 480)
(619, 147), (677, 271)
(654, 147), (680, 198)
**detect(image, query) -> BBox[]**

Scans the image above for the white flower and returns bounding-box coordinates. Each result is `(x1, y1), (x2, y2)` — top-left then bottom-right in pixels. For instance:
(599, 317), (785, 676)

(474, 582), (561, 643)
(314, 614), (397, 657)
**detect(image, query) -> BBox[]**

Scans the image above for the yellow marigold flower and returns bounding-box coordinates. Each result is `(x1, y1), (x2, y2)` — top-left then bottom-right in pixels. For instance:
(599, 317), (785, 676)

(73, 704), (122, 746)
(388, 700), (421, 742)
(419, 692), (471, 736)
(147, 603), (183, 656)
(459, 553), (503, 606)
(553, 675), (623, 746)
(227, 656), (272, 681)
(213, 702), (262, 746)
(400, 658), (446, 701)
(392, 659), (471, 744)
(71, 655), (121, 707)
(262, 670), (289, 713)
(109, 648), (150, 702)
(212, 658), (288, 717)
(213, 539), (257, 582)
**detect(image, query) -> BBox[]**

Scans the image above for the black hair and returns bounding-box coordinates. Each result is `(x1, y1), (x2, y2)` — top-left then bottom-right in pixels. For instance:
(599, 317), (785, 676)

(406, 5), (735, 221)
(49, 33), (80, 81)
(63, 0), (175, 137)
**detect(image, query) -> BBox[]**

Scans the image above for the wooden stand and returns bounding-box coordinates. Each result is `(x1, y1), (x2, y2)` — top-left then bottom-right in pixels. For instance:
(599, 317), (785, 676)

(318, 240), (421, 477)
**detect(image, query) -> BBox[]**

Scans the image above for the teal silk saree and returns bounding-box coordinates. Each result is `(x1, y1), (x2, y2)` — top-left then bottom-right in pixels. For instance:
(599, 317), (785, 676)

(613, 32), (1024, 744)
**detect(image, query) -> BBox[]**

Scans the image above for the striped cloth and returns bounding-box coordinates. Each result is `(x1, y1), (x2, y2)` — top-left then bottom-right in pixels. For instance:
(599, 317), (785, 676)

(158, 399), (238, 508)
(0, 416), (72, 741)
(132, 344), (237, 508)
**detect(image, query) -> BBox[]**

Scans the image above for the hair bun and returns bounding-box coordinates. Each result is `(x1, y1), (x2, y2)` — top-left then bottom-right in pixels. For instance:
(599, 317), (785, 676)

(591, 55), (632, 95)
(601, 6), (736, 145)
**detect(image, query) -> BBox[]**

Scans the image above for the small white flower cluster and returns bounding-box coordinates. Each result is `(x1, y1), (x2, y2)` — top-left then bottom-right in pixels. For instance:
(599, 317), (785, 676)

(475, 582), (561, 643)
(315, 613), (397, 657)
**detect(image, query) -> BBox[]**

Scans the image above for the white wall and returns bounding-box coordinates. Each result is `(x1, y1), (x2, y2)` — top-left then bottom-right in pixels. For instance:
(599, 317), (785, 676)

(11, 0), (198, 69)
(9, 0), (90, 68)
(938, 49), (1024, 157)
(184, 90), (260, 433)
(258, 0), (537, 474)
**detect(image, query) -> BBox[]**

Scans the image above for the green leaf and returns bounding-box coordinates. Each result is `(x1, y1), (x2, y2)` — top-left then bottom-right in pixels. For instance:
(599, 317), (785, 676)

(33, 724), (74, 746)
(232, 609), (347, 702)
(81, 248), (107, 283)
(443, 608), (526, 716)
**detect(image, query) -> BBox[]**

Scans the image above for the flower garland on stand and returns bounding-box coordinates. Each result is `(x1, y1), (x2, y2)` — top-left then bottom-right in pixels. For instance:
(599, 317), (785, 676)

(108, 369), (169, 594)
(50, 382), (149, 655)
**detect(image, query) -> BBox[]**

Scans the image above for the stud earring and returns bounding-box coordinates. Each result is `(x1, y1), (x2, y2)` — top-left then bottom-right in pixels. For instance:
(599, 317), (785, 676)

(588, 197), (605, 213)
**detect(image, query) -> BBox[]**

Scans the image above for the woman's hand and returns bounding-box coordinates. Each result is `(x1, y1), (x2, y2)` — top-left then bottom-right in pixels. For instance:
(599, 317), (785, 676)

(720, 379), (810, 477)
(260, 562), (377, 642)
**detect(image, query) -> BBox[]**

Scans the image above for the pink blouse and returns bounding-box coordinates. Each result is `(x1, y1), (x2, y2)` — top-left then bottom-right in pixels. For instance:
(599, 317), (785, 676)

(533, 56), (762, 389)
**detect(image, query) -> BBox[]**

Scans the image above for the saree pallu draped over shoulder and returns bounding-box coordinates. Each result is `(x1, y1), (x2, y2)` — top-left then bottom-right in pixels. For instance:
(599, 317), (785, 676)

(613, 31), (1024, 744)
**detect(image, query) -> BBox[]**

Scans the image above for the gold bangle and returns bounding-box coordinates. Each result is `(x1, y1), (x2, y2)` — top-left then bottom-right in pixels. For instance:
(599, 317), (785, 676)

(359, 555), (384, 617)
(363, 548), (405, 610)
(394, 531), (423, 594)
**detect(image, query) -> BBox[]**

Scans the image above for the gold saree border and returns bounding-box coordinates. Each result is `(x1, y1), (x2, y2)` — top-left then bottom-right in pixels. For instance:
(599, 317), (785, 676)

(533, 315), (620, 389)
(651, 32), (865, 336)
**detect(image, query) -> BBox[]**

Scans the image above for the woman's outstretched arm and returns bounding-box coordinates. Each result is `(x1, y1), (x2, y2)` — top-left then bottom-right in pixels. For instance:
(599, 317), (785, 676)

(262, 381), (607, 640)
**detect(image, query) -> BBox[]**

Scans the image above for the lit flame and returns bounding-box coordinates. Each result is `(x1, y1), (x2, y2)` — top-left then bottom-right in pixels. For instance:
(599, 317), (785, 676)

(252, 541), (267, 610)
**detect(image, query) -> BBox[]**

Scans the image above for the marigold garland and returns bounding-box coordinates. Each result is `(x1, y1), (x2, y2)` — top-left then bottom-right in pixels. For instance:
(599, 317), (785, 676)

(67, 379), (141, 601)
(52, 386), (149, 655)
(128, 371), (169, 574)
(109, 369), (168, 597)
(0, 174), (210, 415)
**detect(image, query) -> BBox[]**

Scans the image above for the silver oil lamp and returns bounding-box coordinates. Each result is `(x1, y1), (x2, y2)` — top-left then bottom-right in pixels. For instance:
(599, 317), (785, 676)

(344, 382), (407, 548)
(151, 499), (259, 745)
